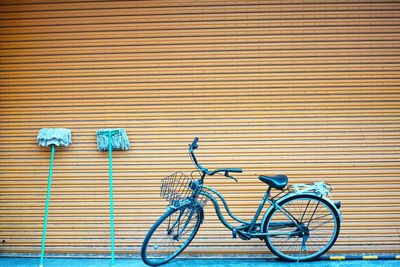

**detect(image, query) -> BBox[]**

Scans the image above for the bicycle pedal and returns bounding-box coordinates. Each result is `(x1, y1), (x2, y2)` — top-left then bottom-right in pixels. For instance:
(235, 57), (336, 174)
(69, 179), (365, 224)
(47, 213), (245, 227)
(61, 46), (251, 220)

(237, 231), (251, 241)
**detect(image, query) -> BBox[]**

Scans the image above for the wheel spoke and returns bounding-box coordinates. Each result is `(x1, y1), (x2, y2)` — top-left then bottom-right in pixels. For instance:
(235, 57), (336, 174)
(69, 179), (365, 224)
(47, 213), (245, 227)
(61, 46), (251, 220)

(309, 218), (335, 232)
(142, 207), (202, 266)
(264, 195), (339, 261)
(300, 200), (311, 223)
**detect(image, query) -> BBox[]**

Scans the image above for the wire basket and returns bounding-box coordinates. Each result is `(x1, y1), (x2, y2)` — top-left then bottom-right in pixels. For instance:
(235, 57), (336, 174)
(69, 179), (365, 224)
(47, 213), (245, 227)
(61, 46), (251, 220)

(160, 172), (208, 207)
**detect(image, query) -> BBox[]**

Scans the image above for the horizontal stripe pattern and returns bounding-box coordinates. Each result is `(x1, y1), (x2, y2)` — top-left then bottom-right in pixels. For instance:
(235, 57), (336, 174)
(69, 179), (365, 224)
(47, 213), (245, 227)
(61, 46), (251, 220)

(1, 0), (400, 257)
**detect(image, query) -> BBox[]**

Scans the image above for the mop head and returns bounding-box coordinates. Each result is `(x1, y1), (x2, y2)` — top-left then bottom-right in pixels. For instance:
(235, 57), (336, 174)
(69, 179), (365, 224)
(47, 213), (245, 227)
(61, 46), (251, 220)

(37, 128), (72, 147)
(96, 128), (130, 151)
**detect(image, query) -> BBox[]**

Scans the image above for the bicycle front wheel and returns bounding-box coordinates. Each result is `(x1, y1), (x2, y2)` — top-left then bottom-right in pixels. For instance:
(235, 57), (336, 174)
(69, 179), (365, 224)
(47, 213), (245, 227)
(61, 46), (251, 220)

(141, 206), (202, 266)
(263, 194), (340, 261)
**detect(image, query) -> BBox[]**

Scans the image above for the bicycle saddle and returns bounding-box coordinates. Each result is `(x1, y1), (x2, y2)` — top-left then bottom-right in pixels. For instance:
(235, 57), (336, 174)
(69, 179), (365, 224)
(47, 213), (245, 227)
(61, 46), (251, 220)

(258, 175), (288, 190)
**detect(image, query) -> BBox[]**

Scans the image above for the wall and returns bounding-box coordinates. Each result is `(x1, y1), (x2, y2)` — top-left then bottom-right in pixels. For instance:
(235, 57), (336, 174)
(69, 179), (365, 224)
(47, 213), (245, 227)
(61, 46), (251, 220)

(1, 0), (399, 256)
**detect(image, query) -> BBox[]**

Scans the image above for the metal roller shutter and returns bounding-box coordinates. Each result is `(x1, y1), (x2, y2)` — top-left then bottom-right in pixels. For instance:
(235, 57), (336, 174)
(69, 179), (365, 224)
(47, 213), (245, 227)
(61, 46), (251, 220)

(1, 0), (399, 257)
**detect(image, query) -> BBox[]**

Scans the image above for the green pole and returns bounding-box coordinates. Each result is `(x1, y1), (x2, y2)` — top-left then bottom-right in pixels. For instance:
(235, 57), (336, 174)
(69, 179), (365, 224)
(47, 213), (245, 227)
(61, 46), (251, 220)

(39, 144), (55, 267)
(108, 131), (116, 267)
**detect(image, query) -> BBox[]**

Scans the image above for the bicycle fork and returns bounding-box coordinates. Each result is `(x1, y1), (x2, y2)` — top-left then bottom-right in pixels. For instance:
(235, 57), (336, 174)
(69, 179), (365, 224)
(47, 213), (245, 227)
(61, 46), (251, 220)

(167, 208), (195, 241)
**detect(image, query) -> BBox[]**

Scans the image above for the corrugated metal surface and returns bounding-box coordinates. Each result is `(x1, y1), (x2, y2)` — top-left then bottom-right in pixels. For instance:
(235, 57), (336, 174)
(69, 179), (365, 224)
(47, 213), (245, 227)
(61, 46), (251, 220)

(1, 0), (399, 257)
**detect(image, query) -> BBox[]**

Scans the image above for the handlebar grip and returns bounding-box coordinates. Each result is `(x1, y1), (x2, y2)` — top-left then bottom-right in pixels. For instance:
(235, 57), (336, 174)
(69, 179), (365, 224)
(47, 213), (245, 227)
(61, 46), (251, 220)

(227, 168), (243, 173)
(191, 137), (199, 149)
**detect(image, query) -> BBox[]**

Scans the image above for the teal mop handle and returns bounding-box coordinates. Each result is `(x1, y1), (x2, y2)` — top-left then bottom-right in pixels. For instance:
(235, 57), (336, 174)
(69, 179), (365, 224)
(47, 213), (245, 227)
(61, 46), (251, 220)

(39, 144), (55, 267)
(108, 131), (116, 267)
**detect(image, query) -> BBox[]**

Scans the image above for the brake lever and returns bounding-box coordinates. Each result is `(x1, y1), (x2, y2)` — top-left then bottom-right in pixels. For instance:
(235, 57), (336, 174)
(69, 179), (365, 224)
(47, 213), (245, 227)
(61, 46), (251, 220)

(224, 171), (238, 182)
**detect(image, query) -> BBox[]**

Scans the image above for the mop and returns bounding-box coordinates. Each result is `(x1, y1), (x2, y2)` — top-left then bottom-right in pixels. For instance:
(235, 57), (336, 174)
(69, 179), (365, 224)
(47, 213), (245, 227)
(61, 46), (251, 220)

(37, 128), (72, 267)
(96, 128), (130, 267)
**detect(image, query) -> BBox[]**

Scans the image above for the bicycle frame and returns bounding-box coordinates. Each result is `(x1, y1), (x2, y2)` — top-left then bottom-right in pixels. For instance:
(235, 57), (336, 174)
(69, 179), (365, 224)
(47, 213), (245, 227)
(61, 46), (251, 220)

(187, 137), (337, 239)
(194, 180), (302, 239)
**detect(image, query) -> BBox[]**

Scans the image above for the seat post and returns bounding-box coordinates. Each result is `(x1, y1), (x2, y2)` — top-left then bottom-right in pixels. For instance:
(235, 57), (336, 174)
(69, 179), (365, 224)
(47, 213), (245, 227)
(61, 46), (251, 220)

(265, 186), (272, 199)
(249, 186), (272, 232)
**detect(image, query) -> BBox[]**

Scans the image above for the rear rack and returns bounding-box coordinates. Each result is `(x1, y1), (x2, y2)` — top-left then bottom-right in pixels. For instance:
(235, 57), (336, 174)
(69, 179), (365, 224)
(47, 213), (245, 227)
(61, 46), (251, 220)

(288, 181), (333, 197)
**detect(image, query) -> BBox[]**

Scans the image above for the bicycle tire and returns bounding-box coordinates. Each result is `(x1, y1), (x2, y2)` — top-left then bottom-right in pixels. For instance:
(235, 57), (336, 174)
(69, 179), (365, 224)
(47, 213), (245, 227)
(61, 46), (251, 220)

(141, 206), (202, 266)
(263, 194), (340, 261)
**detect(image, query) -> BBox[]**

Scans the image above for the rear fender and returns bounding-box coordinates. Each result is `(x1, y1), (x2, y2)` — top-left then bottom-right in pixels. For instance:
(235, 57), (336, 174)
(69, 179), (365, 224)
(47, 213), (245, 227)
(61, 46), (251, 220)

(260, 192), (342, 233)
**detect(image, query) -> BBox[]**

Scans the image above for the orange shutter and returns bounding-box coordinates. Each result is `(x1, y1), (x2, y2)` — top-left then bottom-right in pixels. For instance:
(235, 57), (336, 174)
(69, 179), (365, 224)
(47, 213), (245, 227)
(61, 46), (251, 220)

(1, 0), (399, 256)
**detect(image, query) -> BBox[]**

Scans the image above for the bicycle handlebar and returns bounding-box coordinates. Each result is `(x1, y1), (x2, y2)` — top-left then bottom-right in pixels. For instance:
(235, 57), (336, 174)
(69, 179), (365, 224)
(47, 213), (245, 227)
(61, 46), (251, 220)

(189, 137), (243, 181)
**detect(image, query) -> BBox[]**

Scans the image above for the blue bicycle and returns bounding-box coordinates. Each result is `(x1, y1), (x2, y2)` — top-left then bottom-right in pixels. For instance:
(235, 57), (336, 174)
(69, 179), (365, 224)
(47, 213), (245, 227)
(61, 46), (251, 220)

(141, 138), (342, 266)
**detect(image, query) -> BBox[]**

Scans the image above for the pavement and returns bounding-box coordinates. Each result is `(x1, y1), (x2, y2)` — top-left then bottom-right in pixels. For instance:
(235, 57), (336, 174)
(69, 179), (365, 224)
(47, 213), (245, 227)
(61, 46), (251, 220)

(0, 257), (399, 267)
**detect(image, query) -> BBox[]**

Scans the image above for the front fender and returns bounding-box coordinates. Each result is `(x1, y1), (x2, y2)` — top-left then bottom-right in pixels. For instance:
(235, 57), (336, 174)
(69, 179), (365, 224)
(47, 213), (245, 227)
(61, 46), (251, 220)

(197, 205), (205, 224)
(167, 201), (205, 225)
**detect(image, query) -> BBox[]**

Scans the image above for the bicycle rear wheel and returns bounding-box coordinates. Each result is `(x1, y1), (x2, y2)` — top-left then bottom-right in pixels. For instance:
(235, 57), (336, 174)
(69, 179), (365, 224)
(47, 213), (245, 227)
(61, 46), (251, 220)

(263, 194), (340, 261)
(141, 206), (202, 266)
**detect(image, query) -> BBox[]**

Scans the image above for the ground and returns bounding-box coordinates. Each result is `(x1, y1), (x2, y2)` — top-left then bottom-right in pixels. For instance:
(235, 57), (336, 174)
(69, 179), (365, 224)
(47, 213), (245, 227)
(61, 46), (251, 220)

(1, 257), (399, 267)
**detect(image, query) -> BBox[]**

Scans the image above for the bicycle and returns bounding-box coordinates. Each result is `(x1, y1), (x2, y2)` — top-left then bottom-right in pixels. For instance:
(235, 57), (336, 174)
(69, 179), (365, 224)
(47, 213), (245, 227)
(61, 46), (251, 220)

(141, 137), (342, 266)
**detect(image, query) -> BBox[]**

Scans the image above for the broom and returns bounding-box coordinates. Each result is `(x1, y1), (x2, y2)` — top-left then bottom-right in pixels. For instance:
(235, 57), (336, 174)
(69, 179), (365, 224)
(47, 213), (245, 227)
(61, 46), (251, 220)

(37, 128), (72, 267)
(96, 128), (130, 267)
